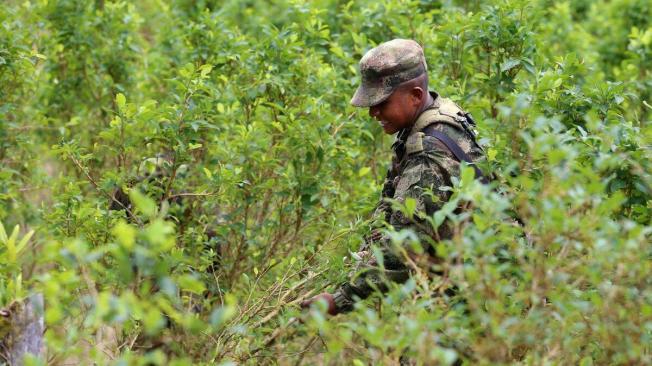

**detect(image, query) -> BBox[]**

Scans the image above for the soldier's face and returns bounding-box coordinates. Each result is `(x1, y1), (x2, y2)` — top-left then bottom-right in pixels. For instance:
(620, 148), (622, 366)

(368, 88), (420, 135)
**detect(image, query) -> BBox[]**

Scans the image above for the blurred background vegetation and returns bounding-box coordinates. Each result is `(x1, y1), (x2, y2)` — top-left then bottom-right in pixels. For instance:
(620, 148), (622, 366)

(1, 0), (651, 364)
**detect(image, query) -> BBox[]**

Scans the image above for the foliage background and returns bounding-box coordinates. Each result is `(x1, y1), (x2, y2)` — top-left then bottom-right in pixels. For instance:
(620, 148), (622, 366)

(1, 0), (651, 364)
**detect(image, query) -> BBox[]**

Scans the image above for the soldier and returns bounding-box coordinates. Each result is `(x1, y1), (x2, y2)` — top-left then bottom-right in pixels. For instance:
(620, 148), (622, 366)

(302, 39), (486, 315)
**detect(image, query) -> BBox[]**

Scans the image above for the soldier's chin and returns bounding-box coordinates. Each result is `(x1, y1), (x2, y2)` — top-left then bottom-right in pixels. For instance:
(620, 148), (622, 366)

(381, 123), (398, 135)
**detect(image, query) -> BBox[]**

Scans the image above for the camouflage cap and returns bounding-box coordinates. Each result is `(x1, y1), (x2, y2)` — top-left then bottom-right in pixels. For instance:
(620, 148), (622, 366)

(350, 39), (427, 108)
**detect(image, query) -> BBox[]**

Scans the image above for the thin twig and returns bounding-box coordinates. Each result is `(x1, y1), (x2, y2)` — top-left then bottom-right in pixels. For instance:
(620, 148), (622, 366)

(168, 191), (216, 199)
(18, 186), (45, 192)
(643, 100), (652, 110)
(293, 335), (319, 366)
(252, 270), (327, 329)
(67, 152), (142, 226)
(249, 317), (300, 357)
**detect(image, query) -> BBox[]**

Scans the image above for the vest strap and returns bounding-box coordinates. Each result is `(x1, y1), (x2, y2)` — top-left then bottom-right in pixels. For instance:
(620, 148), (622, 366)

(422, 125), (489, 184)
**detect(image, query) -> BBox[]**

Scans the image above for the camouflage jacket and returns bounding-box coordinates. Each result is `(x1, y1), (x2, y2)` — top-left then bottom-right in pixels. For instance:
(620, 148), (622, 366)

(332, 92), (485, 313)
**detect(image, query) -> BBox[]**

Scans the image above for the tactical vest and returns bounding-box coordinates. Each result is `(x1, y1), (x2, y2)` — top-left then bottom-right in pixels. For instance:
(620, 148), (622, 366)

(364, 99), (527, 257)
(407, 97), (488, 183)
(364, 97), (487, 248)
(384, 97), (487, 201)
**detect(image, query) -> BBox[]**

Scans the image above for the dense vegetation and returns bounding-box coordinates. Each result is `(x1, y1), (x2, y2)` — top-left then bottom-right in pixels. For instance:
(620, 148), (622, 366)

(1, 0), (651, 364)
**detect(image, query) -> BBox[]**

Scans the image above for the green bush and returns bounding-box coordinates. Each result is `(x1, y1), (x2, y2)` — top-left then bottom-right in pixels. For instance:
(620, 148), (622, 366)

(1, 0), (650, 364)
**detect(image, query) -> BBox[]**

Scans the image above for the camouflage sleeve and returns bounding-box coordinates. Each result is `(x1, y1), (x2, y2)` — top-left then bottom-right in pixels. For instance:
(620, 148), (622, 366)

(332, 150), (453, 313)
(359, 168), (395, 251)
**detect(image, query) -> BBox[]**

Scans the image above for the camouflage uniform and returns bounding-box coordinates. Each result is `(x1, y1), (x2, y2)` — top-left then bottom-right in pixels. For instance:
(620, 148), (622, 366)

(333, 39), (485, 313)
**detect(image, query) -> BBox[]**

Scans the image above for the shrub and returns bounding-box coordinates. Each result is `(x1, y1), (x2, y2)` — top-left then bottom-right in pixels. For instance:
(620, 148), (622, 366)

(1, 0), (650, 364)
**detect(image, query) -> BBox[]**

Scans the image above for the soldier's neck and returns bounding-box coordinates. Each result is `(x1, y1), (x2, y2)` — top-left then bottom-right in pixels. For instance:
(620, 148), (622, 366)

(421, 92), (435, 113)
(407, 92), (436, 129)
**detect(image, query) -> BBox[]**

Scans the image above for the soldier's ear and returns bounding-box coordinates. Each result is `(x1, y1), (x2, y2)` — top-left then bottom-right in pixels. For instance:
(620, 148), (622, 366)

(410, 86), (425, 104)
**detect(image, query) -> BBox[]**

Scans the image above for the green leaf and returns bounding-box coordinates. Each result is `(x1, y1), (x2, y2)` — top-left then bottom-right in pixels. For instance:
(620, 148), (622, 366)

(210, 294), (237, 328)
(553, 78), (563, 88)
(116, 93), (126, 111)
(15, 229), (34, 255)
(404, 197), (417, 217)
(580, 357), (594, 366)
(5, 225), (20, 262)
(9, 225), (19, 246)
(0, 222), (7, 243)
(128, 189), (157, 218)
(460, 164), (476, 186)
(199, 64), (213, 78)
(144, 219), (175, 249)
(487, 148), (497, 162)
(203, 167), (213, 179)
(143, 309), (166, 335)
(112, 220), (136, 249)
(500, 58), (520, 72)
(176, 274), (206, 294)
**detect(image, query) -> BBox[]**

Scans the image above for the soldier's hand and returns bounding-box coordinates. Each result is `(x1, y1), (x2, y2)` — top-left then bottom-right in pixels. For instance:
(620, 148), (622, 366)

(300, 292), (338, 316)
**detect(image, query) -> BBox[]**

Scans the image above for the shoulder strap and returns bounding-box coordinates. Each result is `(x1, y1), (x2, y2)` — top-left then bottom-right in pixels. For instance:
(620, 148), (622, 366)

(423, 125), (490, 184)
